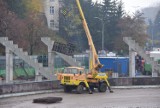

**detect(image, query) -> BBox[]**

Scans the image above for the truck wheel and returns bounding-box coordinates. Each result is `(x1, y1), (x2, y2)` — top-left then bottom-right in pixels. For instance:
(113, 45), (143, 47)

(0, 89), (2, 95)
(98, 83), (107, 92)
(76, 85), (83, 94)
(64, 86), (72, 93)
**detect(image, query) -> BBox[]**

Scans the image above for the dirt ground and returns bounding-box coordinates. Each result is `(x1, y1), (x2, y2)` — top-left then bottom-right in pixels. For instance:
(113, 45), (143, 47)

(0, 88), (160, 108)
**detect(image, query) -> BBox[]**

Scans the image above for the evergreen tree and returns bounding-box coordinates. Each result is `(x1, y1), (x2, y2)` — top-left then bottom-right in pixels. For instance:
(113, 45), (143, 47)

(153, 10), (160, 47)
(4, 0), (27, 18)
(4, 0), (43, 18)
(117, 0), (124, 19)
(80, 0), (102, 51)
(100, 0), (124, 51)
(59, 0), (124, 52)
(59, 0), (96, 52)
(59, 0), (81, 51)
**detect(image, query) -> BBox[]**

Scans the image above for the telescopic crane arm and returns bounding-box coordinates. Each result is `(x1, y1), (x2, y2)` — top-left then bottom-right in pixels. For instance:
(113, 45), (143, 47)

(76, 0), (103, 72)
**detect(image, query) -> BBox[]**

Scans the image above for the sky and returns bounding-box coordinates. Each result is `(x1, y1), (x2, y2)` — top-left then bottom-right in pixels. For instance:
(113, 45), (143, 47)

(92, 0), (160, 14)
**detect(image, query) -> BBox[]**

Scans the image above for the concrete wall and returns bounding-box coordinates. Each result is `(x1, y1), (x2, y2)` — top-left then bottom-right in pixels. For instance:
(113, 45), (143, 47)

(109, 77), (160, 86)
(0, 77), (160, 94)
(0, 80), (62, 95)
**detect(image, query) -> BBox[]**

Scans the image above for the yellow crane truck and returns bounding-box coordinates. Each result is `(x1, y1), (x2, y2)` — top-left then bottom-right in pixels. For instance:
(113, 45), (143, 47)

(57, 0), (113, 94)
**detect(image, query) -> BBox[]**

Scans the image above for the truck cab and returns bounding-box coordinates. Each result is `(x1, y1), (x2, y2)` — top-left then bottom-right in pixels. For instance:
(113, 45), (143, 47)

(57, 67), (92, 94)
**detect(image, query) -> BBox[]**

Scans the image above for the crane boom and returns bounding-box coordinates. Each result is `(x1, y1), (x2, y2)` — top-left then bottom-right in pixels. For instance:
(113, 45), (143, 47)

(76, 0), (103, 72)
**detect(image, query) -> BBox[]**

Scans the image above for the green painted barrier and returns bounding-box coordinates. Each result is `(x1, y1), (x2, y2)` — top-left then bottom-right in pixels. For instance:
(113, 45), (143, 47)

(144, 63), (152, 75)
(0, 69), (5, 78)
(0, 68), (35, 79)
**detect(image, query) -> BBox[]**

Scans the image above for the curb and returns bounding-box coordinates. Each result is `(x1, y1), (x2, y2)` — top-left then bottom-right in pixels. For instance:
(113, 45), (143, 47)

(0, 89), (63, 99)
(112, 85), (160, 89)
(0, 86), (160, 98)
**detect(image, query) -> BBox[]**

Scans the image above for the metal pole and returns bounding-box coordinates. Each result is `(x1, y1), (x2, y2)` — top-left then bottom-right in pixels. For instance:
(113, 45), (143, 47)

(94, 17), (104, 50)
(151, 25), (154, 49)
(102, 20), (104, 50)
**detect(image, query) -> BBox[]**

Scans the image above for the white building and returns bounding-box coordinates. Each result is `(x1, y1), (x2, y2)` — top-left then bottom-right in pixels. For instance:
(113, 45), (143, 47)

(44, 0), (60, 31)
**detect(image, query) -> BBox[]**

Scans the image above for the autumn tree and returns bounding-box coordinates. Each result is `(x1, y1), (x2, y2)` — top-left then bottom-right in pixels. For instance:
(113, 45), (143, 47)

(0, 0), (8, 37)
(115, 11), (148, 54)
(5, 0), (44, 17)
(0, 0), (27, 55)
(0, 0), (7, 54)
(0, 0), (67, 56)
(0, 0), (62, 55)
(4, 0), (27, 18)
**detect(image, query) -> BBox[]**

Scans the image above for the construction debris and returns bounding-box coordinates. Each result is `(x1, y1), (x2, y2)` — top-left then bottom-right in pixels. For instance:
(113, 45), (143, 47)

(33, 97), (62, 104)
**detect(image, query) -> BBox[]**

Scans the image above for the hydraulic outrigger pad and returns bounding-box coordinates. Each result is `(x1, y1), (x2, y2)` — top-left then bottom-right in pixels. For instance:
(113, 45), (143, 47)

(108, 86), (114, 93)
(95, 64), (103, 70)
(88, 88), (93, 94)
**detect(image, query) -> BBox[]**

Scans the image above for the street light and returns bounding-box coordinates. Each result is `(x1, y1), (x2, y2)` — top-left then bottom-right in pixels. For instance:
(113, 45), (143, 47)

(151, 24), (154, 49)
(151, 22), (160, 50)
(145, 17), (154, 50)
(94, 17), (104, 50)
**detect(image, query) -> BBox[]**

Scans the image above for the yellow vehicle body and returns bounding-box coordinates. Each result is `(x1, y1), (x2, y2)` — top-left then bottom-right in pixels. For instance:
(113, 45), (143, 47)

(57, 0), (113, 94)
(57, 67), (87, 86)
(57, 67), (112, 94)
(57, 67), (91, 94)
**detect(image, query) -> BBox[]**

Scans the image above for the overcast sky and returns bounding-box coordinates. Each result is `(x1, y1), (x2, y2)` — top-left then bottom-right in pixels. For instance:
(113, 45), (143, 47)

(92, 0), (160, 14)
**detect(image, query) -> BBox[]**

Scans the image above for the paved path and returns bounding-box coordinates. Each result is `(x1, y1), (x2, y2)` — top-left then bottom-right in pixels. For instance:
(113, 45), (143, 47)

(0, 88), (160, 108)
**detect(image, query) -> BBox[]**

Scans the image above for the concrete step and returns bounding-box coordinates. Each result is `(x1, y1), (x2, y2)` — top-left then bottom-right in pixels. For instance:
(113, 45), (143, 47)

(123, 37), (160, 74)
(0, 37), (54, 80)
(56, 52), (79, 66)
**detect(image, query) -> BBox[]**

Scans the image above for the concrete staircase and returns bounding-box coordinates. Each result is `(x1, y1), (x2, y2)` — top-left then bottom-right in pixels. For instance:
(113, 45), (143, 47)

(0, 37), (54, 80)
(56, 52), (79, 66)
(123, 37), (160, 74)
(41, 37), (79, 67)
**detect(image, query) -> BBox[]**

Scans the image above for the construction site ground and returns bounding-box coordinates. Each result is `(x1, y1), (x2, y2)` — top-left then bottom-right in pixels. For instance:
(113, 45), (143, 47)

(0, 88), (160, 108)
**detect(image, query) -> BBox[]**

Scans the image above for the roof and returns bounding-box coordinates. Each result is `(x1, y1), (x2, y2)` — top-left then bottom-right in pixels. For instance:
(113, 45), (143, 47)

(65, 67), (84, 70)
(150, 51), (160, 54)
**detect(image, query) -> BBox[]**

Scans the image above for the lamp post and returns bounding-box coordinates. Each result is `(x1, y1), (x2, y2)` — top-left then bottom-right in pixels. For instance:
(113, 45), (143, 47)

(94, 17), (104, 50)
(151, 22), (160, 50)
(151, 24), (154, 49)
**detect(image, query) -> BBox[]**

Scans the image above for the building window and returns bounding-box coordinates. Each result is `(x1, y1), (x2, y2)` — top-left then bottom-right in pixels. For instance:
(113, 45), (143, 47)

(50, 20), (54, 28)
(50, 6), (54, 14)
